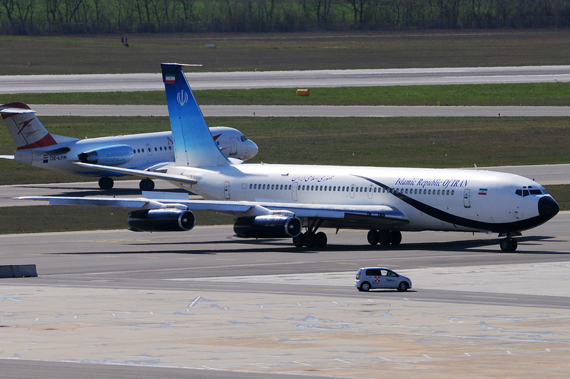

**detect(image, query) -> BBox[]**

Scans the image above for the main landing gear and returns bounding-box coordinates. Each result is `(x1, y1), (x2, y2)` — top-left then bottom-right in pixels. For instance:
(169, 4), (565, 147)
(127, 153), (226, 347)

(367, 229), (402, 246)
(139, 178), (155, 191)
(98, 176), (114, 190)
(292, 219), (328, 248)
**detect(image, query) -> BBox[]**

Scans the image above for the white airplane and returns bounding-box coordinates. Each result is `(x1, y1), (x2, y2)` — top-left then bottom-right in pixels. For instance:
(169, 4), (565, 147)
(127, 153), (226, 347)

(19, 63), (560, 252)
(0, 101), (258, 190)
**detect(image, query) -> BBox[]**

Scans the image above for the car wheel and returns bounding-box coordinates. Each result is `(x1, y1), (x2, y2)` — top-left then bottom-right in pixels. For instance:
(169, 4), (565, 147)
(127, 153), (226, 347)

(397, 282), (409, 292)
(360, 282), (371, 292)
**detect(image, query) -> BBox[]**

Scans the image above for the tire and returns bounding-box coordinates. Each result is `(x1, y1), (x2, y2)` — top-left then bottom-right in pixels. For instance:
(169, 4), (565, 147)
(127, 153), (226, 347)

(510, 238), (518, 251)
(367, 230), (379, 245)
(500, 238), (512, 252)
(304, 232), (315, 248)
(397, 282), (409, 292)
(98, 177), (114, 190)
(390, 230), (402, 245)
(292, 233), (305, 248)
(316, 232), (327, 247)
(378, 230), (391, 245)
(140, 178), (155, 191)
(360, 282), (371, 292)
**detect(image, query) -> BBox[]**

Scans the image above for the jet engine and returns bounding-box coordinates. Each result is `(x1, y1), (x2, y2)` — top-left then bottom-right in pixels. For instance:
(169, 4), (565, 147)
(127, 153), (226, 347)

(78, 144), (133, 166)
(233, 215), (302, 238)
(128, 209), (195, 232)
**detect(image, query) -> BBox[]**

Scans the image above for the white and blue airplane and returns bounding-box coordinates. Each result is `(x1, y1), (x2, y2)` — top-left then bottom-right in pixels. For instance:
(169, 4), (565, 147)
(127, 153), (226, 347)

(19, 63), (560, 252)
(0, 102), (258, 190)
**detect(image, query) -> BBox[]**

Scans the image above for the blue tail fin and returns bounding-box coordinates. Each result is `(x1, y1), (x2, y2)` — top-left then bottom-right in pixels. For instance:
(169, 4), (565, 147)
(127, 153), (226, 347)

(161, 63), (229, 167)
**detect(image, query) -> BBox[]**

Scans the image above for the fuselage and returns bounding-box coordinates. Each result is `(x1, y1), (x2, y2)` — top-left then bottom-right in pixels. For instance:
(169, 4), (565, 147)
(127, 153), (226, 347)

(13, 128), (258, 177)
(167, 163), (558, 234)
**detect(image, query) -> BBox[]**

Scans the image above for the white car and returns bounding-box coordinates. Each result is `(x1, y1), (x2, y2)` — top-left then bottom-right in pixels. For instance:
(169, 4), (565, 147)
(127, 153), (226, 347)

(355, 267), (412, 292)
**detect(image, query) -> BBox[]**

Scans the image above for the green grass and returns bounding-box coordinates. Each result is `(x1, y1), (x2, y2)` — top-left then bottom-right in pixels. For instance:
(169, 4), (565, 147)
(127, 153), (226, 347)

(2, 116), (569, 186)
(3, 31), (570, 75)
(4, 82), (570, 106)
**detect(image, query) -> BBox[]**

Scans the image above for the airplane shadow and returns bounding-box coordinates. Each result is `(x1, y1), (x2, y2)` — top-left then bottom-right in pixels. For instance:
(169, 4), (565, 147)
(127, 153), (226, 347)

(21, 185), (190, 198)
(55, 235), (567, 256)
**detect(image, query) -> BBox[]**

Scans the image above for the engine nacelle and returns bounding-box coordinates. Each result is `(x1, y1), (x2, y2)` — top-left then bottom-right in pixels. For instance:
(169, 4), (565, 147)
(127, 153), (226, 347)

(128, 209), (195, 232)
(78, 144), (133, 166)
(233, 215), (302, 238)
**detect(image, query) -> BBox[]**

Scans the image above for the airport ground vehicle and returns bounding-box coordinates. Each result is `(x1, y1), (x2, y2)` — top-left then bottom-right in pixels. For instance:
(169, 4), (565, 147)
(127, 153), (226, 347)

(355, 267), (412, 291)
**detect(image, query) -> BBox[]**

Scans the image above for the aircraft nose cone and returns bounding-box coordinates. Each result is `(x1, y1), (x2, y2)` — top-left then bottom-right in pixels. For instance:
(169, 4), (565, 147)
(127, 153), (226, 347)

(538, 196), (559, 219)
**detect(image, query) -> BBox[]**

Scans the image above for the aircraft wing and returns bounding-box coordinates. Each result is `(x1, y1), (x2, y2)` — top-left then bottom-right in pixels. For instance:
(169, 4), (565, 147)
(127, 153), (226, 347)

(0, 155), (15, 159)
(16, 192), (409, 228)
(73, 162), (197, 185)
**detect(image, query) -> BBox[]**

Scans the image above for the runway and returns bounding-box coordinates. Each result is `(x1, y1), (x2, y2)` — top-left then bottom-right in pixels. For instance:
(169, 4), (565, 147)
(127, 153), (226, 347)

(28, 104), (570, 117)
(3, 65), (570, 93)
(0, 212), (569, 378)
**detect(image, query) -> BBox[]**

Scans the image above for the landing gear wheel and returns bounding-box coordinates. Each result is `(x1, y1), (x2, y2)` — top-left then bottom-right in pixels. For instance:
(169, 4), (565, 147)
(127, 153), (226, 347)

(293, 233), (305, 248)
(378, 231), (391, 245)
(139, 178), (155, 191)
(304, 232), (316, 248)
(500, 238), (518, 252)
(98, 176), (114, 190)
(315, 232), (327, 248)
(390, 230), (402, 246)
(367, 230), (379, 245)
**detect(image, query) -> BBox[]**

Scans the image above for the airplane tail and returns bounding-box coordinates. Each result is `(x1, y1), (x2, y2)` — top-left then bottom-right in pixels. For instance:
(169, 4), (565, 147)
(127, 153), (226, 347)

(161, 63), (230, 167)
(0, 102), (57, 150)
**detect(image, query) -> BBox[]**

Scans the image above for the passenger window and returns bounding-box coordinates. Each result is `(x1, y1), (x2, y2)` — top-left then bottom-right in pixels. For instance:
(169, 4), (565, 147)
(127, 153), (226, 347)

(320, 186), (323, 191)
(133, 149), (136, 154)
(262, 184), (266, 190)
(249, 184), (252, 189)
(271, 184), (274, 190)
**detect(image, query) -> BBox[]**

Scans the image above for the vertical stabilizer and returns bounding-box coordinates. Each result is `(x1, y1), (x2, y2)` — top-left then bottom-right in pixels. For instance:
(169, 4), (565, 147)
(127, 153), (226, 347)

(0, 102), (57, 150)
(161, 63), (229, 167)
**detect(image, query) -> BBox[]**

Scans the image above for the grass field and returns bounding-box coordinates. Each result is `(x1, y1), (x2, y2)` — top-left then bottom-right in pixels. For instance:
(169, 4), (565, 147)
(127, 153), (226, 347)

(2, 31), (570, 75)
(3, 82), (570, 106)
(1, 116), (569, 186)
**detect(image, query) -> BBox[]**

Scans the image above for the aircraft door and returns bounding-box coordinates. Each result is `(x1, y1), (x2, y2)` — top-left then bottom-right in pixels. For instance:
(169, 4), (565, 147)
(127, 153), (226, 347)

(230, 137), (238, 156)
(146, 143), (152, 156)
(224, 181), (231, 199)
(292, 182), (298, 201)
(367, 185), (373, 199)
(350, 185), (355, 198)
(463, 189), (471, 208)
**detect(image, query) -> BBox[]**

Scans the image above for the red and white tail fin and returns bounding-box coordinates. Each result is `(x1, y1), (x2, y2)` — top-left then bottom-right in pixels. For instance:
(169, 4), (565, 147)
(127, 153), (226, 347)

(0, 102), (57, 150)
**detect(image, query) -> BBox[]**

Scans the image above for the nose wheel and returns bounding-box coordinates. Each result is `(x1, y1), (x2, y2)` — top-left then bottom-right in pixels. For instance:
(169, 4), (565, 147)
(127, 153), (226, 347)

(500, 238), (518, 252)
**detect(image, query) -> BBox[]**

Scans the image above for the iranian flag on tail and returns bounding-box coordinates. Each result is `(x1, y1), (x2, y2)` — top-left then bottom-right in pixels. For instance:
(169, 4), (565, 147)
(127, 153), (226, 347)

(478, 188), (488, 195)
(165, 75), (175, 83)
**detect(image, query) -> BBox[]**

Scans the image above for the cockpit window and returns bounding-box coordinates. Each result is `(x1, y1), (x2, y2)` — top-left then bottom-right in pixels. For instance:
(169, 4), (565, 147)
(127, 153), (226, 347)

(240, 135), (247, 142)
(529, 189), (542, 195)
